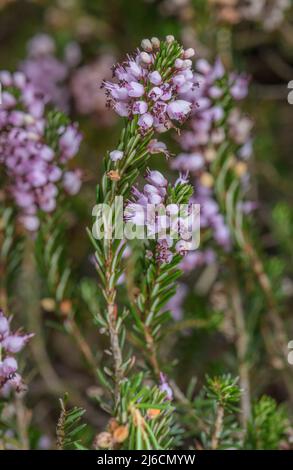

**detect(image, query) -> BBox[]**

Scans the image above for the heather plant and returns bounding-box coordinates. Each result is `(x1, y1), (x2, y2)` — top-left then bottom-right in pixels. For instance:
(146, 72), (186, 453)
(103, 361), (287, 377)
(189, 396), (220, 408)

(170, 54), (293, 423)
(0, 70), (82, 231)
(88, 36), (198, 449)
(0, 308), (33, 449)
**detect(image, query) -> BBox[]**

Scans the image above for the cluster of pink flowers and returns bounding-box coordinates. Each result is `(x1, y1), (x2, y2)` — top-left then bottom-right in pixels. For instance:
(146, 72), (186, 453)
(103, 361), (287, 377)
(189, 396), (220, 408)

(102, 36), (196, 134)
(213, 0), (290, 31)
(70, 55), (117, 125)
(20, 34), (81, 113)
(174, 58), (252, 162)
(125, 170), (194, 264)
(22, 34), (118, 127)
(242, 0), (290, 30)
(158, 0), (191, 18)
(0, 310), (33, 394)
(171, 58), (253, 266)
(0, 70), (82, 231)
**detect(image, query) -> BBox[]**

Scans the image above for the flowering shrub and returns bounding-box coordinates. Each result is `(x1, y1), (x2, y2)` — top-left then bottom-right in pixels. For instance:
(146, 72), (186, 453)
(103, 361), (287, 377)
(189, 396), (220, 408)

(102, 36), (195, 132)
(125, 169), (195, 260)
(172, 58), (252, 266)
(70, 55), (116, 124)
(20, 34), (80, 112)
(0, 70), (82, 231)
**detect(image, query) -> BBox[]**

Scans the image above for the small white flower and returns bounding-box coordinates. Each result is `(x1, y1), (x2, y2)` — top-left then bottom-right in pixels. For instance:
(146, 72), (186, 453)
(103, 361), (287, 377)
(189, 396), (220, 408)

(109, 150), (124, 162)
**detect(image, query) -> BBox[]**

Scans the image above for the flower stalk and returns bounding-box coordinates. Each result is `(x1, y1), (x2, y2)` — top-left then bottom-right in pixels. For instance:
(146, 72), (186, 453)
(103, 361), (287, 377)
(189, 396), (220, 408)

(91, 36), (196, 410)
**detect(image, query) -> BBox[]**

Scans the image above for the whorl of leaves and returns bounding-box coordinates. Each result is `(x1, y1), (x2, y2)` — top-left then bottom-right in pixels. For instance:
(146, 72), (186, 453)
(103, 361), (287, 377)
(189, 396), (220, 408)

(35, 211), (72, 303)
(205, 374), (241, 412)
(118, 373), (179, 450)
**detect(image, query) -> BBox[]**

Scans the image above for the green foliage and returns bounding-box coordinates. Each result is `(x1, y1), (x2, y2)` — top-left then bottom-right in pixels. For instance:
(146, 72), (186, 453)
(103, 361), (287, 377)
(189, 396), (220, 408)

(118, 373), (178, 450)
(244, 396), (288, 450)
(205, 374), (241, 413)
(0, 207), (24, 299)
(129, 182), (194, 373)
(272, 203), (293, 261)
(56, 395), (87, 450)
(45, 110), (70, 151)
(35, 212), (72, 302)
(172, 375), (242, 449)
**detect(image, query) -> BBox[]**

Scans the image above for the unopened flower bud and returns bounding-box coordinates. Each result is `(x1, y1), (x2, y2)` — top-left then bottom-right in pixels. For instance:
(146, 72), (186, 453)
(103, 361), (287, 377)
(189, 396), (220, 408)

(151, 37), (160, 49)
(109, 150), (124, 162)
(183, 48), (195, 59)
(175, 58), (184, 69)
(141, 38), (152, 52)
(113, 425), (129, 443)
(140, 52), (152, 65)
(107, 170), (121, 181)
(183, 59), (192, 68)
(41, 298), (56, 312)
(166, 35), (175, 44)
(146, 408), (161, 419)
(60, 299), (72, 316)
(108, 418), (119, 433)
(93, 432), (113, 449)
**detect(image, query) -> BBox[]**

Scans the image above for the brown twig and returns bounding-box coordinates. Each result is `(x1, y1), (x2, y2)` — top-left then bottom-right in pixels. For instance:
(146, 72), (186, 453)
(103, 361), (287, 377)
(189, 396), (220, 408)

(229, 274), (251, 426)
(105, 245), (123, 405)
(64, 315), (97, 375)
(211, 404), (224, 450)
(244, 237), (293, 400)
